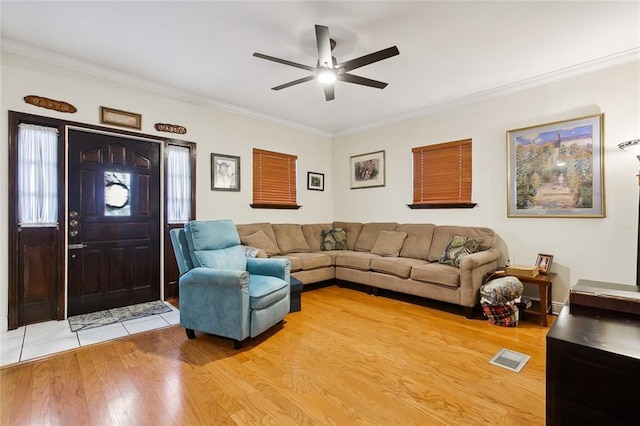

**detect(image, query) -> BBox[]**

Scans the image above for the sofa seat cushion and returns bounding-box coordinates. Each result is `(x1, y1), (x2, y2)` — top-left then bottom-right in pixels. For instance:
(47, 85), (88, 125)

(335, 252), (380, 271)
(370, 257), (428, 278)
(249, 275), (289, 310)
(273, 255), (302, 272)
(410, 263), (461, 288)
(279, 252), (332, 271)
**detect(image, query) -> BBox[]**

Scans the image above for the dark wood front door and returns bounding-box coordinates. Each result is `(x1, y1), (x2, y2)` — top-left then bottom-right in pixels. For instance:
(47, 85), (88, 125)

(67, 129), (161, 316)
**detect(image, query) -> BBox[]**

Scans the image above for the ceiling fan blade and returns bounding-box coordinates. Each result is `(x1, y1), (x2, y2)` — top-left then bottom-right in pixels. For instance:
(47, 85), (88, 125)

(323, 83), (335, 101)
(337, 46), (399, 72)
(315, 25), (333, 69)
(271, 75), (315, 91)
(339, 73), (388, 89)
(253, 52), (316, 72)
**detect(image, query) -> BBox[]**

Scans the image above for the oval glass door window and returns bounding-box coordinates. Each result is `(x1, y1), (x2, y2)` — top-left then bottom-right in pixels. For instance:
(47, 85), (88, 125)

(105, 172), (131, 216)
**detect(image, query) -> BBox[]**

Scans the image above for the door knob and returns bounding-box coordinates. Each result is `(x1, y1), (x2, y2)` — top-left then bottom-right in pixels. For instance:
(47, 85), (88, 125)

(69, 211), (79, 218)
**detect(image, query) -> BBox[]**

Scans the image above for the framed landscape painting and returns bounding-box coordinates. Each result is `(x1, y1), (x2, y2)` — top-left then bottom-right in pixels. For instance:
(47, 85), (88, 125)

(507, 113), (605, 218)
(350, 150), (385, 189)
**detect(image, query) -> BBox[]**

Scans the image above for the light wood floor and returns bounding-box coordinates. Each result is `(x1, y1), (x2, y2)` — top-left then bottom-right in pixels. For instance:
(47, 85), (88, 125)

(1, 284), (551, 425)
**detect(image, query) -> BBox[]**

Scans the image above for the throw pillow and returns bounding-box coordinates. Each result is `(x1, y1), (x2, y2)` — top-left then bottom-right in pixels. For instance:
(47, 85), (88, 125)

(370, 230), (408, 257)
(241, 231), (280, 256)
(241, 245), (261, 258)
(321, 228), (348, 251)
(439, 235), (483, 268)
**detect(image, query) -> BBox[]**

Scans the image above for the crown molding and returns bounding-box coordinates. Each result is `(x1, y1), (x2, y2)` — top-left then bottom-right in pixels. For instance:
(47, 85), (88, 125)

(3, 38), (637, 140)
(1, 38), (332, 138)
(334, 48), (640, 139)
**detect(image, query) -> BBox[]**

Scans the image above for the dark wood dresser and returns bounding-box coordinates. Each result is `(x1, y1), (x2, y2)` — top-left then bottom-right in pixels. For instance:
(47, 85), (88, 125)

(546, 280), (640, 425)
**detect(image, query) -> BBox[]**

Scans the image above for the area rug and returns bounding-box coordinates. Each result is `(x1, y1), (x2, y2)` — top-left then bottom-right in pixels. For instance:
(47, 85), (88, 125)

(68, 300), (173, 332)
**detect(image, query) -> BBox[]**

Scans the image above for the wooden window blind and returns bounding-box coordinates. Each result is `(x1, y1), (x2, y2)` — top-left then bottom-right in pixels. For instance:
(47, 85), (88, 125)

(411, 139), (473, 207)
(252, 148), (299, 209)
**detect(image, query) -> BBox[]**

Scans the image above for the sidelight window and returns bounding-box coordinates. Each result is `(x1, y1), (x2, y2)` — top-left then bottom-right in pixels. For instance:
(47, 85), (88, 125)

(17, 123), (59, 226)
(166, 145), (192, 223)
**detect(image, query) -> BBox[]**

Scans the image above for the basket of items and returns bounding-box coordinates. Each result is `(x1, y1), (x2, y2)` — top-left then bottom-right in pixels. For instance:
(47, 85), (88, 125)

(480, 276), (524, 327)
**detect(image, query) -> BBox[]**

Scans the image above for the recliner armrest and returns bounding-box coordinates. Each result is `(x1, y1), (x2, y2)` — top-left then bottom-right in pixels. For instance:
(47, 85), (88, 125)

(179, 267), (249, 289)
(247, 257), (291, 281)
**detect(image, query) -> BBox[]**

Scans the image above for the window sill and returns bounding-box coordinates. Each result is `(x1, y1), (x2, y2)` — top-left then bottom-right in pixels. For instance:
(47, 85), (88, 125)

(407, 202), (477, 209)
(250, 204), (301, 210)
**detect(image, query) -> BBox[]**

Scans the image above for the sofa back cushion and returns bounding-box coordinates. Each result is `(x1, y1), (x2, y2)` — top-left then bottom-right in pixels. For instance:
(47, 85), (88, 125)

(301, 223), (333, 252)
(354, 222), (399, 252)
(396, 223), (436, 260)
(272, 224), (310, 254)
(332, 222), (364, 250)
(236, 223), (280, 255)
(427, 225), (496, 262)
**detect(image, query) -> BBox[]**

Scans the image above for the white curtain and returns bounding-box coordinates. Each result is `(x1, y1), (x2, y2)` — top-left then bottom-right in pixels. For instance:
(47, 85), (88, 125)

(167, 145), (191, 223)
(18, 123), (59, 226)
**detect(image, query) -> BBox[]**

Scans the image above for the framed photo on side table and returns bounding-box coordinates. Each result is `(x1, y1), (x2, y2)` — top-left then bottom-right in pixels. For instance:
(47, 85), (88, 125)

(211, 153), (240, 191)
(507, 113), (605, 218)
(307, 172), (324, 191)
(536, 253), (554, 274)
(350, 150), (385, 189)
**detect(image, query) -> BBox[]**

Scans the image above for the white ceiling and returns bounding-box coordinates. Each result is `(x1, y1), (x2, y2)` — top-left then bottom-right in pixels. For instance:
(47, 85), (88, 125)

(1, 1), (639, 136)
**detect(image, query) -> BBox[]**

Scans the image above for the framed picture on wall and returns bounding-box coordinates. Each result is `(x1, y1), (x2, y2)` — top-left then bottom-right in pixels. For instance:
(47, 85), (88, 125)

(507, 113), (605, 217)
(350, 150), (385, 189)
(211, 153), (240, 191)
(307, 172), (324, 191)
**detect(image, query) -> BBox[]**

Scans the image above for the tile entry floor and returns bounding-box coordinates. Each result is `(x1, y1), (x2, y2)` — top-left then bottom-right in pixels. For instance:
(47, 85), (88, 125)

(0, 302), (179, 367)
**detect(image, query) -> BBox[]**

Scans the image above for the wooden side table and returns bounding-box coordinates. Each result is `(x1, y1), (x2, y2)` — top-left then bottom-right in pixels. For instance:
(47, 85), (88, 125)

(493, 271), (556, 326)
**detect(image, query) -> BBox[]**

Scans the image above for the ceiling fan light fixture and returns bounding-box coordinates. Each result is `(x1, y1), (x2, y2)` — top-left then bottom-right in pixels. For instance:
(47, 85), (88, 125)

(317, 68), (336, 85)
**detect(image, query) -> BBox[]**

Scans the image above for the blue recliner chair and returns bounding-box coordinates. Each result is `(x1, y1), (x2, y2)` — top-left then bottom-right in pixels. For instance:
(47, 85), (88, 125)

(170, 219), (291, 348)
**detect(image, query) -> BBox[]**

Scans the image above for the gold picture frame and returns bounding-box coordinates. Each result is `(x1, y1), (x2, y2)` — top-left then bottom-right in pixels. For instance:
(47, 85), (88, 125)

(100, 106), (142, 130)
(507, 113), (605, 218)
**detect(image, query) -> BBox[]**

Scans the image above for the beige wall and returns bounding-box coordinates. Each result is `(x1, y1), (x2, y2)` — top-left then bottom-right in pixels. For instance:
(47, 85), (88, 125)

(0, 51), (333, 329)
(333, 60), (640, 306)
(2, 50), (639, 328)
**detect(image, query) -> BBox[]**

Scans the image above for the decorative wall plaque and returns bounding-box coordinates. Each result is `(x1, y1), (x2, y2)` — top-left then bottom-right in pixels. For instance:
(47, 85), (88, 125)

(24, 95), (77, 113)
(100, 106), (142, 130)
(155, 123), (187, 134)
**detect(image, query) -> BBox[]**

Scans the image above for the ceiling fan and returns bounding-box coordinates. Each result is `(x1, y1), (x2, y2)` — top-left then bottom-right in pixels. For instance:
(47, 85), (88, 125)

(253, 25), (399, 101)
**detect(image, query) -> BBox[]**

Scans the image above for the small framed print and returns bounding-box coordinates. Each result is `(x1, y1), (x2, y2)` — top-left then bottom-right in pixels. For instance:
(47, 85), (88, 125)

(211, 153), (240, 191)
(100, 106), (142, 130)
(535, 253), (554, 274)
(307, 172), (324, 191)
(350, 150), (385, 189)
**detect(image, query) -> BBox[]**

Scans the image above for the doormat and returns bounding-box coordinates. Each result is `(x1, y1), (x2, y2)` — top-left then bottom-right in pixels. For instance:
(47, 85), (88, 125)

(489, 348), (531, 373)
(68, 301), (173, 332)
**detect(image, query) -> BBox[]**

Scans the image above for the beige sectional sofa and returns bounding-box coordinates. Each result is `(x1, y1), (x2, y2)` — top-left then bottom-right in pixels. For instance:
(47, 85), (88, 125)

(236, 222), (500, 317)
